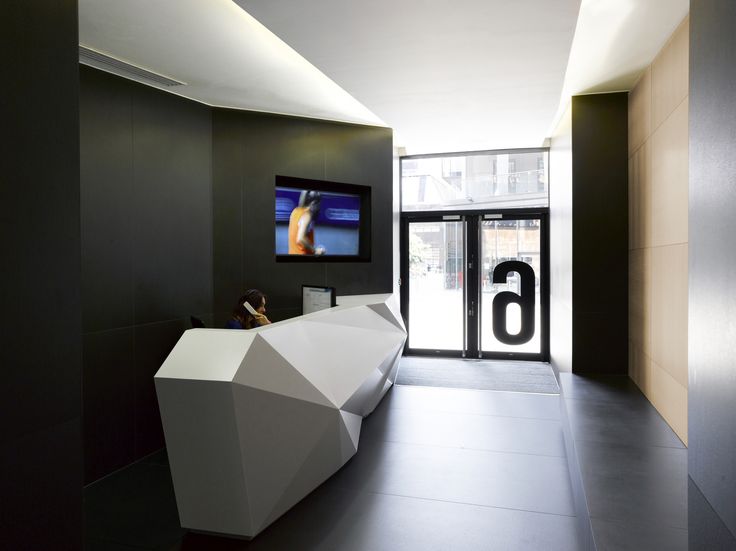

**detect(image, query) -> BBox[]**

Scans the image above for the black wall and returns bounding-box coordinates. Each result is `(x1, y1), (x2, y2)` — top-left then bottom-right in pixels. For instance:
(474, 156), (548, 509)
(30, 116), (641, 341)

(571, 93), (629, 374)
(688, 1), (736, 545)
(0, 1), (83, 549)
(212, 109), (394, 324)
(79, 68), (394, 483)
(79, 67), (213, 483)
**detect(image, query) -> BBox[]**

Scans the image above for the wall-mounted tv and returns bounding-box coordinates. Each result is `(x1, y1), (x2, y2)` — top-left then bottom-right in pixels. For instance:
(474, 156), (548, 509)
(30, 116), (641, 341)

(275, 175), (371, 262)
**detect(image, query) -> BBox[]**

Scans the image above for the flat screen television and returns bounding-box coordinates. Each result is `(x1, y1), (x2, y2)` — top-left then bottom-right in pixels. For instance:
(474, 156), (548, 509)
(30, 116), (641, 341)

(275, 175), (371, 262)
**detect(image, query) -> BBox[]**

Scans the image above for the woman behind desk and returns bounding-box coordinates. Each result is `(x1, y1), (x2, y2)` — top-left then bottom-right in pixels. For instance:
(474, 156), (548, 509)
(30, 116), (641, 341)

(226, 289), (272, 329)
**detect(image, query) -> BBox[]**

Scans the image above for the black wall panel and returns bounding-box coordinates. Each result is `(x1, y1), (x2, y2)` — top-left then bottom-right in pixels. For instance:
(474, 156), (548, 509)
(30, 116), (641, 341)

(81, 67), (392, 483)
(689, 477), (736, 549)
(323, 124), (394, 295)
(133, 319), (188, 457)
(212, 112), (245, 318)
(212, 110), (393, 326)
(79, 67), (213, 483)
(80, 67), (135, 332)
(0, 1), (83, 549)
(571, 93), (629, 374)
(82, 329), (135, 482)
(689, 0), (736, 541)
(130, 84), (213, 325)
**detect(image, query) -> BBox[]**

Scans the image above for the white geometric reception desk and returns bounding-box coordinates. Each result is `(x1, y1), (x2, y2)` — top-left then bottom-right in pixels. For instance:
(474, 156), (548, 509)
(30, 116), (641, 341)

(154, 293), (406, 539)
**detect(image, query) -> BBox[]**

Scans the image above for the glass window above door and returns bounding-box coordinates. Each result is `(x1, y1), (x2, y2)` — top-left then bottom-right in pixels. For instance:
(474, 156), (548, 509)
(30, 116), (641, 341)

(401, 149), (548, 212)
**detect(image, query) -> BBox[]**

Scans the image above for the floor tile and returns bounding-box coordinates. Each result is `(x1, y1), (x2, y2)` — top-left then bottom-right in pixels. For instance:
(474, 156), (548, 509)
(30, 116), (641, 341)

(85, 462), (186, 549)
(85, 377), (581, 551)
(565, 397), (685, 448)
(387, 384), (561, 421)
(168, 488), (581, 551)
(591, 517), (687, 551)
(331, 439), (575, 516)
(362, 400), (566, 457)
(558, 373), (642, 404)
(578, 442), (687, 529)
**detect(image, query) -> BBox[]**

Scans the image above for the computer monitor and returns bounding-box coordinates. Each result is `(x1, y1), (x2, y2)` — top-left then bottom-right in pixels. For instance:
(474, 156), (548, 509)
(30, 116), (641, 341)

(302, 285), (336, 315)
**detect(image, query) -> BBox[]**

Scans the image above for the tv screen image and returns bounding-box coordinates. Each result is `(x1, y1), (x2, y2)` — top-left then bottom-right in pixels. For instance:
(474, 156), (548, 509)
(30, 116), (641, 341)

(275, 186), (361, 256)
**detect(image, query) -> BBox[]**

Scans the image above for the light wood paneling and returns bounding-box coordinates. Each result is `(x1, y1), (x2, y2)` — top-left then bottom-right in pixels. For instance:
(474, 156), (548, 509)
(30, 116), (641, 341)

(629, 248), (651, 355)
(651, 359), (688, 445)
(628, 140), (652, 250)
(650, 243), (688, 388)
(628, 16), (688, 444)
(652, 17), (690, 131)
(651, 98), (689, 247)
(629, 340), (652, 396)
(629, 67), (651, 156)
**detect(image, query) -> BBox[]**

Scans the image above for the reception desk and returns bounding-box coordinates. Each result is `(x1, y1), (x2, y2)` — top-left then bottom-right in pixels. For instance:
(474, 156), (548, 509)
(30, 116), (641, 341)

(154, 294), (406, 539)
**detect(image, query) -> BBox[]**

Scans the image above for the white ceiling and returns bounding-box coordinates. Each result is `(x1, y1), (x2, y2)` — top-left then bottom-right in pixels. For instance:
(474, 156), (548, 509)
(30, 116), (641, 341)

(79, 0), (689, 156)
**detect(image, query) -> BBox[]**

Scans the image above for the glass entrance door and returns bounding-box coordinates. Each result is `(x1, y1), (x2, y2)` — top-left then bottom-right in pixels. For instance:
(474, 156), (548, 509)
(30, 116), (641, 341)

(402, 212), (548, 360)
(405, 219), (465, 353)
(479, 217), (545, 357)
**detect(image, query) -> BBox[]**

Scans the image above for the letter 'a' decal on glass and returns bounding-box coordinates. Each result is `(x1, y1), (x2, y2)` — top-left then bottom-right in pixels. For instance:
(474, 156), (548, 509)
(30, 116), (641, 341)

(492, 260), (535, 345)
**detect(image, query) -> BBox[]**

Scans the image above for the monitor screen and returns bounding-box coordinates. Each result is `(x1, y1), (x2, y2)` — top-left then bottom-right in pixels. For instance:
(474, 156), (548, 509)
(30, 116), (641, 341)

(302, 285), (336, 315)
(275, 175), (371, 262)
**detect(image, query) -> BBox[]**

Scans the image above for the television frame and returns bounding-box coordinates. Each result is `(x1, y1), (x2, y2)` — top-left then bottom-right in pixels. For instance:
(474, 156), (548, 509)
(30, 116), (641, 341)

(275, 175), (371, 262)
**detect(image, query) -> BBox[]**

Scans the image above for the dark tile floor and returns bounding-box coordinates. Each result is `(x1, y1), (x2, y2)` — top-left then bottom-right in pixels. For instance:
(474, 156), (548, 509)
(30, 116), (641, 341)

(85, 366), (716, 551)
(85, 383), (582, 551)
(558, 373), (688, 551)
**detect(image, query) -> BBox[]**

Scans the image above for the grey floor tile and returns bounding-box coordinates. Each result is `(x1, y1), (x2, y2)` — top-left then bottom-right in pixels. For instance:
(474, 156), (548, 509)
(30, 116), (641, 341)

(170, 487), (581, 551)
(86, 380), (582, 551)
(591, 517), (688, 551)
(565, 397), (685, 448)
(386, 384), (561, 421)
(361, 401), (566, 457)
(577, 441), (687, 529)
(85, 462), (186, 549)
(557, 373), (643, 405)
(330, 439), (576, 516)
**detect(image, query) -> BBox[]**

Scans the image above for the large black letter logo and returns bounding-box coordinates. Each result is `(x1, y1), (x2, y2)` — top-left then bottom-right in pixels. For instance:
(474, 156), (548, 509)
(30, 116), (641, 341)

(492, 260), (535, 345)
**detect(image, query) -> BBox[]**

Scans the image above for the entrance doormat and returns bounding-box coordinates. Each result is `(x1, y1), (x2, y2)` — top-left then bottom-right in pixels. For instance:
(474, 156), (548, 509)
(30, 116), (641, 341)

(395, 356), (560, 394)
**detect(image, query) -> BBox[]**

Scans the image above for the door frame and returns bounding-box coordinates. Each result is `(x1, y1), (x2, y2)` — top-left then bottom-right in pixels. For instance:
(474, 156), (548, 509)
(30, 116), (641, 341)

(400, 208), (549, 361)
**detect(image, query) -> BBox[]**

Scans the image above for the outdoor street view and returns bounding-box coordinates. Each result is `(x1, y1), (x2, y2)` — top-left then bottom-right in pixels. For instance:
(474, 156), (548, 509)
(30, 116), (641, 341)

(408, 220), (541, 354)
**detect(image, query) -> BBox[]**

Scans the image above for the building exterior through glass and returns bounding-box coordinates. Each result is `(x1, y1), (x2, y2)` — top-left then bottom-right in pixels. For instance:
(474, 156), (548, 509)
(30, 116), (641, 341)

(401, 149), (548, 356)
(401, 150), (548, 212)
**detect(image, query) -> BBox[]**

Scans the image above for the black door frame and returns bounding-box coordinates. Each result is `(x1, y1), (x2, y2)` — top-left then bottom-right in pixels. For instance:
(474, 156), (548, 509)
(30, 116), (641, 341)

(400, 208), (549, 361)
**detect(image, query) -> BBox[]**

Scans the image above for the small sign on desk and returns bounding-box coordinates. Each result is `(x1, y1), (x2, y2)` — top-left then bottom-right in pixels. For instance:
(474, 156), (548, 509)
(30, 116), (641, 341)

(302, 284), (336, 315)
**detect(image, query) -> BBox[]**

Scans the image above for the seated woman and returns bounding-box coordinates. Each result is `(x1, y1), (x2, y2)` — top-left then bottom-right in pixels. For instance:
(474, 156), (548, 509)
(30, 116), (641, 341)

(226, 289), (272, 329)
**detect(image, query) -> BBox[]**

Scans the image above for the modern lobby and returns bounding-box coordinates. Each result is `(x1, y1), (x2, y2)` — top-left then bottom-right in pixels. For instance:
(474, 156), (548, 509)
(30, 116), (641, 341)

(4, 2), (736, 551)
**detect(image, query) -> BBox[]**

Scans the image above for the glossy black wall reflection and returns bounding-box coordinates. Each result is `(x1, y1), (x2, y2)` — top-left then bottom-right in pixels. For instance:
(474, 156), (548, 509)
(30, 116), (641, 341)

(571, 93), (628, 374)
(80, 66), (213, 483)
(1, 1), (83, 549)
(212, 109), (393, 325)
(689, 0), (736, 541)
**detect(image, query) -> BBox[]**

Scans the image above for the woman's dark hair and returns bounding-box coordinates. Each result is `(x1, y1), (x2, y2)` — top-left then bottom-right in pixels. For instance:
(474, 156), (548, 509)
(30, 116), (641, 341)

(232, 289), (266, 329)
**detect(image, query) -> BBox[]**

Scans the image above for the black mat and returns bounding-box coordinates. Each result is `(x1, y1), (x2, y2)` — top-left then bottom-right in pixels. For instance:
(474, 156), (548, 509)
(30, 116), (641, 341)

(395, 356), (560, 394)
